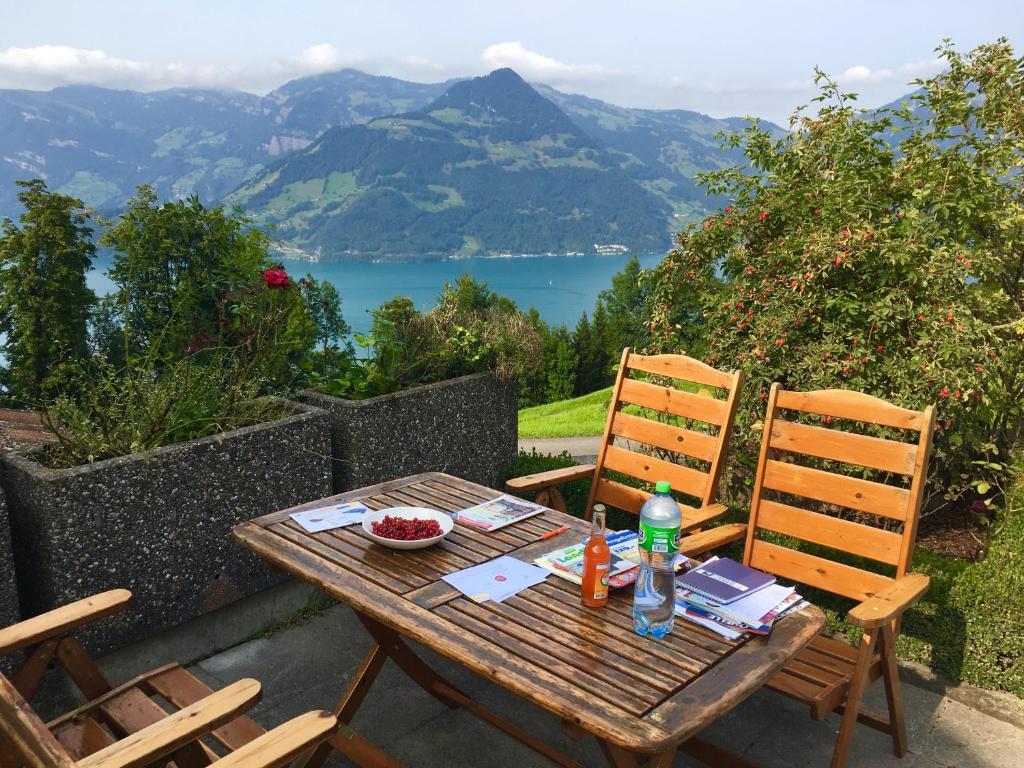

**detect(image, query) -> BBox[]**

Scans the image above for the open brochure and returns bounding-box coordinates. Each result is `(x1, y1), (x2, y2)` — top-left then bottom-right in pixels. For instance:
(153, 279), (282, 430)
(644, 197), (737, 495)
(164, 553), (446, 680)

(534, 530), (643, 587)
(456, 494), (545, 532)
(534, 532), (696, 589)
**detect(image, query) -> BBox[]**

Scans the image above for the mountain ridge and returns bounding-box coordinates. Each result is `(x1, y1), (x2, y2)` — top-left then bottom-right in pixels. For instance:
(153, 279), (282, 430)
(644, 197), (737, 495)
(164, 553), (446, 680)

(0, 66), (786, 259)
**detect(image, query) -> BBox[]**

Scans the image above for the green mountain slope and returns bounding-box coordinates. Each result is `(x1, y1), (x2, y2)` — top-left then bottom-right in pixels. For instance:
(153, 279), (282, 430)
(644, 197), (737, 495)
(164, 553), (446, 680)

(227, 69), (673, 260)
(535, 85), (783, 221)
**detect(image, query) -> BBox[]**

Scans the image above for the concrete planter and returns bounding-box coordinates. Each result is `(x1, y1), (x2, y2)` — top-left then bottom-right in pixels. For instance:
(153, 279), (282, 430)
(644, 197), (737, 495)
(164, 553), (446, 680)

(1, 399), (331, 656)
(300, 372), (518, 493)
(0, 485), (17, 630)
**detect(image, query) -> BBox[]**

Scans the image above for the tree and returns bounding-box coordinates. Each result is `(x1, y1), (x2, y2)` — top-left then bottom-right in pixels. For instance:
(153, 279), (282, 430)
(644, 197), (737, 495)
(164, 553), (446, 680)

(102, 186), (270, 361)
(596, 256), (651, 356)
(0, 180), (96, 402)
(300, 276), (351, 354)
(572, 310), (614, 395)
(545, 328), (578, 402)
(648, 39), (1024, 504)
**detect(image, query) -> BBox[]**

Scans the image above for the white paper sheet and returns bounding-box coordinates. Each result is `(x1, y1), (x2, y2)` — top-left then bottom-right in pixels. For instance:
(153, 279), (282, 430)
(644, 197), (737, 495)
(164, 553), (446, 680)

(290, 502), (369, 533)
(441, 556), (550, 603)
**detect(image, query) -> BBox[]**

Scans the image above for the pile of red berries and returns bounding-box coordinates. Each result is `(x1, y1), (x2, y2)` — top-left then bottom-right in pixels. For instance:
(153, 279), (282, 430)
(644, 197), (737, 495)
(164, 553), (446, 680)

(371, 515), (443, 541)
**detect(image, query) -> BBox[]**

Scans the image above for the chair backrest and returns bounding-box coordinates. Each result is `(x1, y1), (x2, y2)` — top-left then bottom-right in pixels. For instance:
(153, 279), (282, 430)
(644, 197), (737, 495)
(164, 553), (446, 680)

(743, 384), (936, 602)
(584, 348), (744, 521)
(0, 672), (76, 767)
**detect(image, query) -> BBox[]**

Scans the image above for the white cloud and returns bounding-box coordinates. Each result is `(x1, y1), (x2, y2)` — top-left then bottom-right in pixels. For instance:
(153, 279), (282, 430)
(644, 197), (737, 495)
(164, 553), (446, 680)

(0, 43), (446, 93)
(481, 42), (615, 84)
(836, 58), (943, 86)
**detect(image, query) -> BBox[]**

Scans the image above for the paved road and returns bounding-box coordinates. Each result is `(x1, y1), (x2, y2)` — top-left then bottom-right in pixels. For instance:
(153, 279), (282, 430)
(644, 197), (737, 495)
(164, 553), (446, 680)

(518, 435), (601, 460)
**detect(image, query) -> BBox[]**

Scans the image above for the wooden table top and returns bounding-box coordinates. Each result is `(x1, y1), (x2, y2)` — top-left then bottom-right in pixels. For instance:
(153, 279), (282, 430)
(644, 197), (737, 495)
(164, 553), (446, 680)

(233, 472), (825, 754)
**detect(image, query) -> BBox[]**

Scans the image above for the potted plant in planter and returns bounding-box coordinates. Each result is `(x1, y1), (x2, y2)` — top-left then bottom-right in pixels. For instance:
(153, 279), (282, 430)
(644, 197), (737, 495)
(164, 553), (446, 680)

(300, 276), (540, 493)
(0, 187), (332, 654)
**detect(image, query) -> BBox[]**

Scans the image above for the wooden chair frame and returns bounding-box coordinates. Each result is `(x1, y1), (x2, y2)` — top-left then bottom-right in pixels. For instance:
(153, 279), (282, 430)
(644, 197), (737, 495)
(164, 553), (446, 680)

(743, 384), (936, 768)
(507, 348), (747, 555)
(0, 589), (339, 768)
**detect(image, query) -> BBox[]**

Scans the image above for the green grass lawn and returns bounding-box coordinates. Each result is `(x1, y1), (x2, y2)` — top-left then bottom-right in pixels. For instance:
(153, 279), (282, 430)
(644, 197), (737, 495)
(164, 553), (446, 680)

(518, 387), (612, 438)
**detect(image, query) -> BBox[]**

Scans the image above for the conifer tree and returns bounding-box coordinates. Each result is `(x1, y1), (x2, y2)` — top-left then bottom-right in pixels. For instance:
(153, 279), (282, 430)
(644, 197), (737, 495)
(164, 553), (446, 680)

(0, 179), (96, 402)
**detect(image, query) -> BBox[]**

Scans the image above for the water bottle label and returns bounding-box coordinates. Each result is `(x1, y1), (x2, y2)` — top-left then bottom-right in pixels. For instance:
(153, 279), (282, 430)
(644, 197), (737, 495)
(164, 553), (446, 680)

(639, 521), (681, 554)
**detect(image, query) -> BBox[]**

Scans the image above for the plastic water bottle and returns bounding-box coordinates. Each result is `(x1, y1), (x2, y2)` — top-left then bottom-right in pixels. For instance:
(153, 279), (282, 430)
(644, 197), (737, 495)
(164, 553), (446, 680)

(633, 480), (681, 639)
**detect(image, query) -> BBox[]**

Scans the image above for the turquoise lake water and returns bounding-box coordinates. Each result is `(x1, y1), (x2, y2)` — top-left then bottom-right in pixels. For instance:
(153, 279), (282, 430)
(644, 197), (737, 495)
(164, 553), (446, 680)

(88, 252), (665, 335)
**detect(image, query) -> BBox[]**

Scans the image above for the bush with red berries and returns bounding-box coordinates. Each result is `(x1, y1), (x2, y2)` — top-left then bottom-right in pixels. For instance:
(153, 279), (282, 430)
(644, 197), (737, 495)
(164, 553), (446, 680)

(647, 39), (1024, 508)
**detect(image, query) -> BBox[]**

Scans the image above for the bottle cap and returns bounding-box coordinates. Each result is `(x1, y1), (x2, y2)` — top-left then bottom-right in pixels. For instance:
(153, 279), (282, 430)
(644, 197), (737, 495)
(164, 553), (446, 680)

(655, 480), (671, 494)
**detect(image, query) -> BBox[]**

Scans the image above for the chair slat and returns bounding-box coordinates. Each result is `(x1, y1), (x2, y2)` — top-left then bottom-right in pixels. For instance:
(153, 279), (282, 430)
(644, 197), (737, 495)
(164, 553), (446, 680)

(748, 541), (892, 602)
(611, 411), (718, 462)
(769, 419), (917, 475)
(593, 477), (650, 515)
(619, 378), (727, 426)
(775, 389), (925, 431)
(146, 666), (266, 752)
(762, 460), (910, 521)
(625, 353), (735, 390)
(601, 445), (707, 501)
(757, 499), (903, 566)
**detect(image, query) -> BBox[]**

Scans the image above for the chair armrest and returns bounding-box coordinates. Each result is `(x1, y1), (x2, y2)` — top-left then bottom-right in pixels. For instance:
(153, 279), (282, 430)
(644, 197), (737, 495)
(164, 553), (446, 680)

(0, 589), (132, 657)
(210, 711), (338, 768)
(679, 523), (747, 557)
(680, 502), (728, 532)
(505, 464), (596, 493)
(847, 572), (930, 629)
(76, 678), (262, 768)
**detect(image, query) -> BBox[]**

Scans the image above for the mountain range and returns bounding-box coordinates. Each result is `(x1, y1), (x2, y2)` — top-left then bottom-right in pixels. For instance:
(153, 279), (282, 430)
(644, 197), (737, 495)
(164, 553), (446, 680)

(0, 67), (782, 260)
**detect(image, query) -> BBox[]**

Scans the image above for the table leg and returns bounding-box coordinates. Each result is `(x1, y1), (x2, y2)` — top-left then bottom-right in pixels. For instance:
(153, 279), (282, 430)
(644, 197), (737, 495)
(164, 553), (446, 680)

(352, 608), (584, 768)
(298, 642), (395, 768)
(678, 736), (758, 767)
(598, 741), (677, 768)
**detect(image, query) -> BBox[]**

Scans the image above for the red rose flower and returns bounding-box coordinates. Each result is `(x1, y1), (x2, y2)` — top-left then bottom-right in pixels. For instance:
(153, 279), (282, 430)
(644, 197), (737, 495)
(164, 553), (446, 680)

(262, 268), (291, 289)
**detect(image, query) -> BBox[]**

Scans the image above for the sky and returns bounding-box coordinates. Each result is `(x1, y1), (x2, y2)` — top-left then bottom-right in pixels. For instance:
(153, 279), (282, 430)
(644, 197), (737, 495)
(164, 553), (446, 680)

(1, 1), (1020, 123)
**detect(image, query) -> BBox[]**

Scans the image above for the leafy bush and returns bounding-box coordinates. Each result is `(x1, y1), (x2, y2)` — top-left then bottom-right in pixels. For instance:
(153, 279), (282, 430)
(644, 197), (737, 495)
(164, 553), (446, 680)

(315, 275), (542, 398)
(647, 39), (1024, 507)
(41, 352), (289, 468)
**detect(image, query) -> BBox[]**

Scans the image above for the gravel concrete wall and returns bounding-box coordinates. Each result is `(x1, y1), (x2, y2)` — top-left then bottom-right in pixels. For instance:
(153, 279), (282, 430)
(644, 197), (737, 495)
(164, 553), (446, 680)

(1, 399), (332, 656)
(0, 486), (18, 673)
(300, 373), (518, 493)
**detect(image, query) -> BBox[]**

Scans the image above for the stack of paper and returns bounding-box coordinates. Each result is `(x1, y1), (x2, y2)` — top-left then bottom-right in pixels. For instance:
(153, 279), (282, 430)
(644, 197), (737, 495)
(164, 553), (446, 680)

(441, 556), (549, 603)
(675, 557), (809, 639)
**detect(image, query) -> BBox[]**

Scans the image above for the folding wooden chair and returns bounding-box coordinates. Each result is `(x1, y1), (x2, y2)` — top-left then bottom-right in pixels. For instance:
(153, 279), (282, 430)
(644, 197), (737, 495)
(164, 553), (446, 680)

(744, 384), (936, 768)
(507, 347), (747, 554)
(0, 589), (339, 767)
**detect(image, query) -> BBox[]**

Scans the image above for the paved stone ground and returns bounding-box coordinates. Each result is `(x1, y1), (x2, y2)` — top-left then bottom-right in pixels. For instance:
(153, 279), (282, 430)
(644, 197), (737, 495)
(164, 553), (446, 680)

(182, 603), (1024, 768)
(518, 436), (602, 461)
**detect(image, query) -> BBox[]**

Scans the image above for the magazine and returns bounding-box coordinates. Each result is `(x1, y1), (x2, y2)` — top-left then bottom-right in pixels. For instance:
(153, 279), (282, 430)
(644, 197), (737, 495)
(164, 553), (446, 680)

(456, 494), (546, 532)
(534, 530), (643, 587)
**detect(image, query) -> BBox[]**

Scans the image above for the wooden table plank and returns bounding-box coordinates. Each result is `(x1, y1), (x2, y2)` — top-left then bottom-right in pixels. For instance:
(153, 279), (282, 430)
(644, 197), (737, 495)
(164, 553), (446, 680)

(234, 471), (826, 756)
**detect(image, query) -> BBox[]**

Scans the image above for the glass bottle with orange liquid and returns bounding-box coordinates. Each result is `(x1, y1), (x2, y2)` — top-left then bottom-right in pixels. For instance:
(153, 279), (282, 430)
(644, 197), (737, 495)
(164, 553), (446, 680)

(581, 505), (611, 608)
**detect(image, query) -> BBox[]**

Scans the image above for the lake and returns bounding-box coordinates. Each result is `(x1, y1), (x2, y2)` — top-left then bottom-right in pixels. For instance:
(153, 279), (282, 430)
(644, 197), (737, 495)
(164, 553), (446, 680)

(88, 252), (666, 335)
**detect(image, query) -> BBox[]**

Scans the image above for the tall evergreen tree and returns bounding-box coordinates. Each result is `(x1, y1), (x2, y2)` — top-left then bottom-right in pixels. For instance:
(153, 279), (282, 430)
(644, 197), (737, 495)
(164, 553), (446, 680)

(596, 256), (651, 356)
(545, 328), (578, 402)
(0, 180), (96, 402)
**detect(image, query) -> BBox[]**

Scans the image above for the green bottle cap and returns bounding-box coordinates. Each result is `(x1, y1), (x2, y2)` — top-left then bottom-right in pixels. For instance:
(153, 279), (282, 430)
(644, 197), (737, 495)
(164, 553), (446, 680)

(655, 480), (671, 494)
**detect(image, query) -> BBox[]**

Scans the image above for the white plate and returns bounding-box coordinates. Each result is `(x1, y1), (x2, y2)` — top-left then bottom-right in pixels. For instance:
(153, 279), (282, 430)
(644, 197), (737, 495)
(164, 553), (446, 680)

(362, 506), (453, 550)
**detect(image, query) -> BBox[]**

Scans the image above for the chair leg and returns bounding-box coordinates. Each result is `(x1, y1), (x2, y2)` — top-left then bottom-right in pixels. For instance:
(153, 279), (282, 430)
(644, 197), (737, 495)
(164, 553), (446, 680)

(830, 628), (878, 768)
(879, 622), (908, 757)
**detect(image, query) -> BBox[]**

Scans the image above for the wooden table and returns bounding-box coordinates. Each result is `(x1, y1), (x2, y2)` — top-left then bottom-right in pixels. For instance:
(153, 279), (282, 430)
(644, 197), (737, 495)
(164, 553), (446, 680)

(233, 472), (825, 768)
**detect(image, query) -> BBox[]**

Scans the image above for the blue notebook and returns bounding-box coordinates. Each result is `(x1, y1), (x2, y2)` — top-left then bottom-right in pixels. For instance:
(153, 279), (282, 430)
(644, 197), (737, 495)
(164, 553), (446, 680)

(675, 556), (775, 604)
